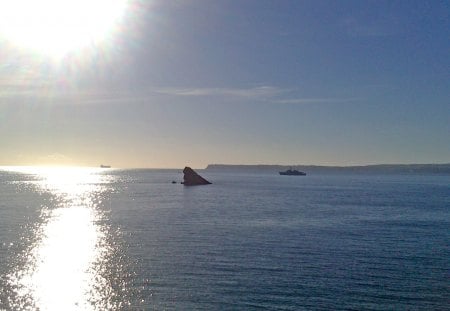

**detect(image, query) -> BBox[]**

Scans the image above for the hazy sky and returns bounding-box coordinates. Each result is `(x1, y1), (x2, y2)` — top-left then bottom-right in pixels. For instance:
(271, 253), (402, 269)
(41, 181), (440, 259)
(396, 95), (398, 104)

(1, 0), (449, 168)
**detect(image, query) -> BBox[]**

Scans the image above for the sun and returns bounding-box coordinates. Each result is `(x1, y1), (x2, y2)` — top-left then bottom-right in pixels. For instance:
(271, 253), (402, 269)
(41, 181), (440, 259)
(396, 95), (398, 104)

(0, 0), (128, 57)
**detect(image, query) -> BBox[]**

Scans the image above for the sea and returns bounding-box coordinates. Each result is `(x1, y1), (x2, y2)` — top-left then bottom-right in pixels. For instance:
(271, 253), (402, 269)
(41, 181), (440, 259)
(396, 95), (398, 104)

(0, 167), (449, 310)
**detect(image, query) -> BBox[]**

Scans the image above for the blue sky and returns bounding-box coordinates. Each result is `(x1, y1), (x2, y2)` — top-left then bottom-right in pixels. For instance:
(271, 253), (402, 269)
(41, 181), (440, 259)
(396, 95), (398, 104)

(0, 0), (449, 168)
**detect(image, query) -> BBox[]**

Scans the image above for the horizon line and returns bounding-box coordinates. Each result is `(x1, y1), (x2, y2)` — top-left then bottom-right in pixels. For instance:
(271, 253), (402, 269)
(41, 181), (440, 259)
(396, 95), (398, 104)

(1, 162), (450, 171)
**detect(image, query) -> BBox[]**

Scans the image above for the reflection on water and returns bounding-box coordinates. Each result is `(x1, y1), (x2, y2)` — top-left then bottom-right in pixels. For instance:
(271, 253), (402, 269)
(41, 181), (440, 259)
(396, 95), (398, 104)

(5, 167), (121, 310)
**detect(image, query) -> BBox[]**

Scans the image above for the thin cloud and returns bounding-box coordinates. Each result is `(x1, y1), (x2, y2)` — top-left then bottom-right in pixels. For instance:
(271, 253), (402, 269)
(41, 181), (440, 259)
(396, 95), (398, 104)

(154, 86), (359, 105)
(0, 76), (75, 100)
(0, 80), (359, 106)
(153, 86), (283, 98)
(0, 77), (52, 94)
(274, 98), (360, 104)
(0, 77), (118, 103)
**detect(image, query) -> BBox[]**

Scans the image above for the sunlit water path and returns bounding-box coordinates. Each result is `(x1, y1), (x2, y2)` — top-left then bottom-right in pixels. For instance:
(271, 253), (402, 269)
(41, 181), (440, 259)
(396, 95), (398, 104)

(1, 167), (130, 310)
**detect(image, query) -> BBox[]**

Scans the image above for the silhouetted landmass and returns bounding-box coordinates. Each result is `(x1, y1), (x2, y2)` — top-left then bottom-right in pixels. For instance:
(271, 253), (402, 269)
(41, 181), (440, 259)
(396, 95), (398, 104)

(206, 164), (450, 175)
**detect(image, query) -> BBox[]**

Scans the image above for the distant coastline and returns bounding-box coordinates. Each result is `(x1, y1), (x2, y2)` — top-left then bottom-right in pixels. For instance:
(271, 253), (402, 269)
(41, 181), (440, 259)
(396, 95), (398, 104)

(206, 164), (450, 175)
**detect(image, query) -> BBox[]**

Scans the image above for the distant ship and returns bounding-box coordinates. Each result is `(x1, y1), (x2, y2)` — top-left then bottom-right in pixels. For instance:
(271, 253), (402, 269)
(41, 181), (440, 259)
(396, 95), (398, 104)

(279, 168), (306, 176)
(100, 165), (111, 168)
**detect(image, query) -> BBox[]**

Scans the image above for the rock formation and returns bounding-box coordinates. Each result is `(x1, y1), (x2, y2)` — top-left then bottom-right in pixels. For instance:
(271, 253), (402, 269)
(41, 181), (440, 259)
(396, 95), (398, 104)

(183, 167), (211, 186)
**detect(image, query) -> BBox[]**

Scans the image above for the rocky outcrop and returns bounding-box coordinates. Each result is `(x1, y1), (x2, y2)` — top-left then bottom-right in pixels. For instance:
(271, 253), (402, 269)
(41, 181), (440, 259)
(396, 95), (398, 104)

(183, 167), (211, 186)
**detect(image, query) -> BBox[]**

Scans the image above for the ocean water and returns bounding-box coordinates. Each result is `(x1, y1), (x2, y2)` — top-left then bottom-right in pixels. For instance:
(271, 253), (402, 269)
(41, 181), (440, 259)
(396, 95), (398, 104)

(0, 167), (449, 310)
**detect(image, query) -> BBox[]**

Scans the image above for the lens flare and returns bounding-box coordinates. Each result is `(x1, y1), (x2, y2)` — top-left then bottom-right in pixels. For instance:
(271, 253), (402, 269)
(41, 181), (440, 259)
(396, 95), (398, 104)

(0, 0), (128, 57)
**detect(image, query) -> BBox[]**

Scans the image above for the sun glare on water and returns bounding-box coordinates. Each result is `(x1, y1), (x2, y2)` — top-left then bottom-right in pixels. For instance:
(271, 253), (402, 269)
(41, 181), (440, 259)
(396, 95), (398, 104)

(5, 167), (122, 309)
(0, 0), (128, 57)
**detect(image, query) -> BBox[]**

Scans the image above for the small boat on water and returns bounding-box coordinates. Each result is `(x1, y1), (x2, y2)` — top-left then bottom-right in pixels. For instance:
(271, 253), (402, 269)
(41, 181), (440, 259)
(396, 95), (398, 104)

(279, 168), (306, 176)
(100, 164), (111, 168)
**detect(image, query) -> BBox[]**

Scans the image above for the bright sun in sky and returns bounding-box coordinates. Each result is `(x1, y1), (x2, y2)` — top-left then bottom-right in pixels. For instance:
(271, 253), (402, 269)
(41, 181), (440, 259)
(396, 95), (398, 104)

(0, 0), (127, 57)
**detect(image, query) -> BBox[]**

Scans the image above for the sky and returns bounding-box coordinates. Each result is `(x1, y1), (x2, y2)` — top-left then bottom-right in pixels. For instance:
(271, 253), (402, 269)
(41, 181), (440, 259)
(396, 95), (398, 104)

(0, 0), (449, 168)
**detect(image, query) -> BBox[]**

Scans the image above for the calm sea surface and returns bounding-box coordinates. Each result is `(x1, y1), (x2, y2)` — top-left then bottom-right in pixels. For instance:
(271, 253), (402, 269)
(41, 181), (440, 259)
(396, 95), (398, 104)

(0, 167), (449, 310)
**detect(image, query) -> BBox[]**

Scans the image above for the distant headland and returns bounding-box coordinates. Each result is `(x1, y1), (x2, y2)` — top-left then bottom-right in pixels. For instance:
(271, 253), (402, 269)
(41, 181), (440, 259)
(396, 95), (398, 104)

(205, 164), (450, 175)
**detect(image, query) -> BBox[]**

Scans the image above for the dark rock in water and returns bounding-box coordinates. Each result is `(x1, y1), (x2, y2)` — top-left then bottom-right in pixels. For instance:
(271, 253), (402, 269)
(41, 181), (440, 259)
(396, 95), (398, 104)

(171, 181), (177, 184)
(183, 167), (211, 186)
